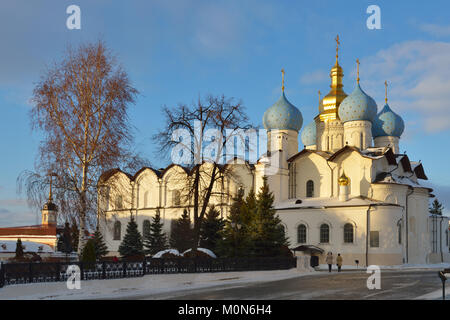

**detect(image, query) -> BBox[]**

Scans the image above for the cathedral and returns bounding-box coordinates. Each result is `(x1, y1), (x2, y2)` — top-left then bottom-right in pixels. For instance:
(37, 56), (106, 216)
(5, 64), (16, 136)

(99, 38), (450, 266)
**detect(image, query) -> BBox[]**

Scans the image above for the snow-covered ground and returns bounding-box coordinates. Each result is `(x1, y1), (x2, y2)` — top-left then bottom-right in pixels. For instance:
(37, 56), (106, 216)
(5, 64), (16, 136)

(2, 263), (449, 300)
(316, 262), (450, 271)
(0, 268), (312, 300)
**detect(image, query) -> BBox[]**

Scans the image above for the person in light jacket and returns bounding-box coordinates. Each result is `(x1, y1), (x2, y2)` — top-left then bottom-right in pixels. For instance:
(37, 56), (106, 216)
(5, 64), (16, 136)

(336, 253), (343, 272)
(325, 252), (333, 272)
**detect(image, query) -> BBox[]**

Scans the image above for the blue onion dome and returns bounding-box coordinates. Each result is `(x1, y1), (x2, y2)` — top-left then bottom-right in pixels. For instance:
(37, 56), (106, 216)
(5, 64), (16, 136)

(263, 91), (303, 131)
(338, 83), (377, 123)
(372, 103), (405, 138)
(301, 121), (316, 146)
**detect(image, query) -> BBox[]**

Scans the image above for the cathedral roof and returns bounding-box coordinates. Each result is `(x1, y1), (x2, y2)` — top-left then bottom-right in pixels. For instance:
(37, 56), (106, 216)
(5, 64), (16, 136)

(263, 91), (303, 132)
(372, 103), (405, 138)
(338, 83), (378, 123)
(300, 121), (317, 146)
(275, 196), (400, 210)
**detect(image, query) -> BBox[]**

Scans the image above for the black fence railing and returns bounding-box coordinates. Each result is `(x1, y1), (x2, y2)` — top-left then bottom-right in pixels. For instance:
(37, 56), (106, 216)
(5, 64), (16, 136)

(0, 257), (296, 288)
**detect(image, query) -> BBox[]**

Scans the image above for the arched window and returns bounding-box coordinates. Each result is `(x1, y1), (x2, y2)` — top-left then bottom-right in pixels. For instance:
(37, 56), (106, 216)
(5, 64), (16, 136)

(113, 221), (121, 240)
(115, 195), (123, 210)
(172, 190), (181, 206)
(143, 191), (149, 208)
(142, 219), (151, 235)
(306, 180), (314, 198)
(320, 224), (329, 243)
(297, 224), (307, 244)
(344, 223), (354, 243)
(397, 221), (402, 244)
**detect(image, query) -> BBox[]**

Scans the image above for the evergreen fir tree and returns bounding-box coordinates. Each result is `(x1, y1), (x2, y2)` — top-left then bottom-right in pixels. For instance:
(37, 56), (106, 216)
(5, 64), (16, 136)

(81, 238), (97, 267)
(15, 238), (24, 258)
(251, 177), (289, 257)
(92, 228), (108, 260)
(169, 209), (194, 253)
(241, 189), (257, 226)
(429, 199), (444, 215)
(61, 222), (73, 254)
(144, 210), (168, 255)
(118, 216), (144, 258)
(199, 206), (225, 252)
(217, 188), (252, 257)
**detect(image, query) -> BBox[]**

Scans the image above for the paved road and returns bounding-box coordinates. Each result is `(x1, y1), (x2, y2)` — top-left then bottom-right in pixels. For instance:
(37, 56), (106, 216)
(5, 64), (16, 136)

(131, 270), (444, 300)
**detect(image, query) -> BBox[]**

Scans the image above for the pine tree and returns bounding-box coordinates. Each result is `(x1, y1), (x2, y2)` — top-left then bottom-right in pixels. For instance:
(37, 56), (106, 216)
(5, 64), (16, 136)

(143, 210), (168, 255)
(199, 206), (225, 252)
(217, 188), (252, 257)
(92, 228), (108, 260)
(81, 238), (97, 267)
(251, 177), (289, 257)
(169, 209), (194, 253)
(118, 216), (144, 258)
(15, 238), (24, 258)
(429, 199), (444, 215)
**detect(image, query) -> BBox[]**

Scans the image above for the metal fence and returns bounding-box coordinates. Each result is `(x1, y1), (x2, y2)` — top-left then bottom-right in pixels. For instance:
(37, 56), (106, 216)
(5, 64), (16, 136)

(0, 257), (296, 288)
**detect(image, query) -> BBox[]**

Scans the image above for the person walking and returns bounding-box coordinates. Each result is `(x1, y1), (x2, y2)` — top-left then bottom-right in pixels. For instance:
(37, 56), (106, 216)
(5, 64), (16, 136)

(336, 253), (343, 272)
(326, 252), (333, 272)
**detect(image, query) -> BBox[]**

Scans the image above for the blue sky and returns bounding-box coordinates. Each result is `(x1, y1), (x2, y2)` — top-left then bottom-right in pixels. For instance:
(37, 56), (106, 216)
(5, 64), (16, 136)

(1, 0), (450, 226)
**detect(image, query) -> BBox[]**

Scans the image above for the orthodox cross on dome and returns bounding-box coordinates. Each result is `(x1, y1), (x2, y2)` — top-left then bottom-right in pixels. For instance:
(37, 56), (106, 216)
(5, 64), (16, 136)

(335, 35), (340, 62)
(384, 80), (388, 104)
(281, 68), (285, 92)
(356, 58), (360, 83)
(318, 90), (321, 105)
(47, 172), (57, 202)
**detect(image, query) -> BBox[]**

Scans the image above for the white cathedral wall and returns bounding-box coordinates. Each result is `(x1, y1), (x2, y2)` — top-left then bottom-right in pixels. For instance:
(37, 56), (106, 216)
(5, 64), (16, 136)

(293, 153), (332, 198)
(100, 162), (256, 256)
(343, 121), (372, 150)
(278, 205), (403, 266)
(332, 151), (374, 198)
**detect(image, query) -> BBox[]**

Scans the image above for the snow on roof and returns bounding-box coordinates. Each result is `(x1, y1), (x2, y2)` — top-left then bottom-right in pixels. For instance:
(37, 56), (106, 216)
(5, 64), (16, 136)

(274, 196), (394, 210)
(152, 249), (181, 258)
(0, 240), (53, 253)
(183, 248), (217, 258)
(373, 172), (424, 189)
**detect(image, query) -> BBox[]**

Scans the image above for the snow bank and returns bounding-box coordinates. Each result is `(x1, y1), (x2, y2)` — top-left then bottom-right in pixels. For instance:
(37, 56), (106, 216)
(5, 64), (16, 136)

(0, 268), (308, 300)
(152, 249), (181, 258)
(0, 240), (53, 253)
(182, 248), (217, 258)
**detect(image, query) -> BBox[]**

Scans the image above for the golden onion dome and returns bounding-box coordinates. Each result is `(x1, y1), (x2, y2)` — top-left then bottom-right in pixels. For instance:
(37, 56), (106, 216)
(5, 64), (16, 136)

(338, 172), (350, 186)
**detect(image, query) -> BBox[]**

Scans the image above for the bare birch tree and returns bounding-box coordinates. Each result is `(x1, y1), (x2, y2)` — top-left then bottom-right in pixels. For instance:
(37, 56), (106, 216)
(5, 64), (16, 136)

(154, 95), (252, 248)
(18, 40), (140, 253)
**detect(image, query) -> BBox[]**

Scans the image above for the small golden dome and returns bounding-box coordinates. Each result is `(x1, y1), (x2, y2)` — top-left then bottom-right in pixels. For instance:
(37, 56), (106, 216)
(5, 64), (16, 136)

(338, 172), (350, 186)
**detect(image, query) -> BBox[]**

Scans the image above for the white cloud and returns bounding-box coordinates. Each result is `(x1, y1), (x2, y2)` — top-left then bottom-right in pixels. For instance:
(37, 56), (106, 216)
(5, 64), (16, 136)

(361, 40), (450, 133)
(419, 23), (450, 37)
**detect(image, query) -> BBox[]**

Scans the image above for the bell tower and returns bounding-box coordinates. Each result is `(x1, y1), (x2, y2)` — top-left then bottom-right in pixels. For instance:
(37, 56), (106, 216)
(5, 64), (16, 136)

(42, 175), (57, 226)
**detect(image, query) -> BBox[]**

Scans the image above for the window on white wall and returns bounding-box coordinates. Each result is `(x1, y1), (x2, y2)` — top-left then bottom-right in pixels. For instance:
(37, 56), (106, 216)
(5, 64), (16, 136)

(288, 163), (296, 199)
(115, 195), (123, 210)
(344, 223), (354, 243)
(113, 221), (121, 240)
(297, 224), (307, 244)
(320, 224), (329, 243)
(172, 190), (181, 206)
(143, 191), (149, 208)
(306, 180), (314, 198)
(370, 231), (379, 248)
(397, 221), (402, 244)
